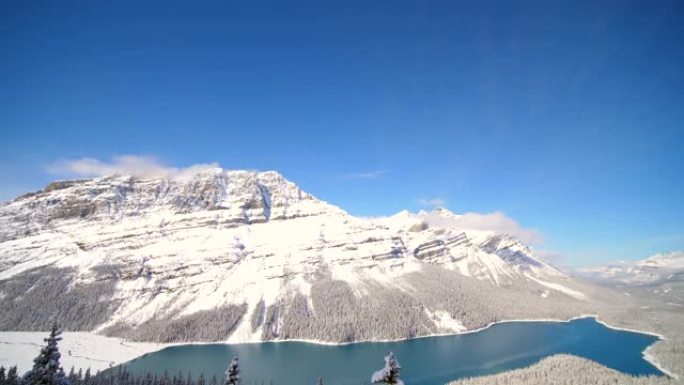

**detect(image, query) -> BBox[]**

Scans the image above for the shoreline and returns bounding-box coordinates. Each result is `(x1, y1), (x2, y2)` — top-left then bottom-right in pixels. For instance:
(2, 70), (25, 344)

(133, 314), (678, 380)
(174, 314), (667, 347)
(216, 314), (677, 379)
(1, 315), (674, 380)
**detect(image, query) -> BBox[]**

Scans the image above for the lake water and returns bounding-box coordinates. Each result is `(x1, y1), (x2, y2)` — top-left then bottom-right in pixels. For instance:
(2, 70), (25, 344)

(115, 317), (663, 385)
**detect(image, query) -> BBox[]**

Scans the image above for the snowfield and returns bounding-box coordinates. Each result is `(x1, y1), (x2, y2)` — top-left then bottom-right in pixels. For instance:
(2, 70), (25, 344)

(0, 332), (167, 373)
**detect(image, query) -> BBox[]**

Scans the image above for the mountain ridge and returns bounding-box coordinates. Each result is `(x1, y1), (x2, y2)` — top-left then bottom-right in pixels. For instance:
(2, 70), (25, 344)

(577, 251), (684, 286)
(0, 168), (593, 343)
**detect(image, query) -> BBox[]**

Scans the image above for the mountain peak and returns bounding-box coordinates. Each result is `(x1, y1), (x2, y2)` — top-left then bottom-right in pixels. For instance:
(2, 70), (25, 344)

(578, 250), (684, 285)
(641, 251), (684, 269)
(2, 168), (344, 232)
(431, 207), (459, 218)
(76, 167), (290, 185)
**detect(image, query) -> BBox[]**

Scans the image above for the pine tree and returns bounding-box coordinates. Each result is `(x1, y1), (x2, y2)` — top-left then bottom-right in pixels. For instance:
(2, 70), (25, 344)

(371, 352), (403, 385)
(160, 371), (169, 385)
(223, 356), (239, 385)
(58, 369), (68, 385)
(25, 323), (69, 385)
(6, 366), (21, 385)
(0, 366), (6, 385)
(316, 376), (323, 385)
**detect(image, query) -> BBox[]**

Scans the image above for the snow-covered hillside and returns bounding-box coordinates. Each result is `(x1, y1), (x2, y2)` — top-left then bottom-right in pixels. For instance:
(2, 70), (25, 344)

(0, 169), (586, 343)
(578, 251), (684, 286)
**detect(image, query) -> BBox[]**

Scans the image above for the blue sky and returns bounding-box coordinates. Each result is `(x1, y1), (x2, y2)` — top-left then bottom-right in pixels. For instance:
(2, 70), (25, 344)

(2, 1), (683, 266)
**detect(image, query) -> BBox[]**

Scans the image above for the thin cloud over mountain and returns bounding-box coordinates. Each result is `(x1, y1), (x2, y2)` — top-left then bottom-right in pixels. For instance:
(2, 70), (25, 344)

(420, 210), (543, 244)
(47, 155), (220, 179)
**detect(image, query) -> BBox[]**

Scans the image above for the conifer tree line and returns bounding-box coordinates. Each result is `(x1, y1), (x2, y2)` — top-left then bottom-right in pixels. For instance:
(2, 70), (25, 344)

(0, 326), (405, 385)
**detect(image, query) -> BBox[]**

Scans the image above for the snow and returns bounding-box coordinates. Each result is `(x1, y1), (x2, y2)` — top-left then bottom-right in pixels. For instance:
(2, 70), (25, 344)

(525, 275), (587, 300)
(0, 332), (168, 374)
(577, 251), (684, 285)
(424, 309), (466, 332)
(371, 352), (403, 385)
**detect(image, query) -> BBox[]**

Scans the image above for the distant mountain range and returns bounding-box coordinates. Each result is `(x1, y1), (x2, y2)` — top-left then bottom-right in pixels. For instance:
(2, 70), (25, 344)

(576, 251), (684, 306)
(0, 169), (596, 343)
(577, 251), (684, 286)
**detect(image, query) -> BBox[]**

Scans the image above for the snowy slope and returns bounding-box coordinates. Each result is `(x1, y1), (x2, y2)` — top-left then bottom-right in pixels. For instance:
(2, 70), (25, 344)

(0, 169), (583, 343)
(0, 332), (167, 373)
(578, 251), (684, 286)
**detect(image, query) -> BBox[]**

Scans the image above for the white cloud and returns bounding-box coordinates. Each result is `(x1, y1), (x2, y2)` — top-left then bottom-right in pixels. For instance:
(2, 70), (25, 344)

(46, 155), (220, 179)
(343, 170), (389, 180)
(418, 198), (445, 207)
(534, 249), (564, 263)
(456, 211), (542, 244)
(420, 210), (542, 244)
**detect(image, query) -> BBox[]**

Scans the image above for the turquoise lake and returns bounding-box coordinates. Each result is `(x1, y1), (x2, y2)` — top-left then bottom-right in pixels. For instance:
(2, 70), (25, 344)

(115, 317), (663, 385)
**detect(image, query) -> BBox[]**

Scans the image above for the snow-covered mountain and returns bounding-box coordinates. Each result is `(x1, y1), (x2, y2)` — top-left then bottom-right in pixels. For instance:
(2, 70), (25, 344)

(0, 169), (586, 343)
(578, 251), (684, 286)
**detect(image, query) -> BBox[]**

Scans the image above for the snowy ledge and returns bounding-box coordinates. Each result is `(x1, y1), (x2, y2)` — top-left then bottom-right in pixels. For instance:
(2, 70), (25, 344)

(0, 315), (673, 380)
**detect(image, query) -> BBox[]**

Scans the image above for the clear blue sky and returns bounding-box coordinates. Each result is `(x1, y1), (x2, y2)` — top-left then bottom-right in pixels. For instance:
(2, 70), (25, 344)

(1, 1), (683, 266)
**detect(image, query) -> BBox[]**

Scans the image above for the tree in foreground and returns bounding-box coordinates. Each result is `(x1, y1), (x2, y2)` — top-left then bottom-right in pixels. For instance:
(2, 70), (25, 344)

(24, 323), (69, 385)
(371, 352), (403, 385)
(6, 366), (21, 385)
(223, 355), (239, 385)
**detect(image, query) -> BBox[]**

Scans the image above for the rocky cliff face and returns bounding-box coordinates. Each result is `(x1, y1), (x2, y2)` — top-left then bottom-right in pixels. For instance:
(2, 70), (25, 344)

(0, 169), (586, 343)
